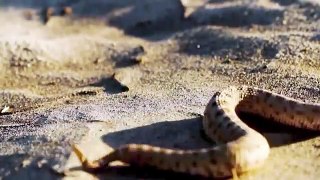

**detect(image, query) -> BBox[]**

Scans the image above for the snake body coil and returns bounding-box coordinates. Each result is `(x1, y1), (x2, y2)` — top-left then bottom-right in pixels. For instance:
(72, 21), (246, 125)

(73, 86), (320, 178)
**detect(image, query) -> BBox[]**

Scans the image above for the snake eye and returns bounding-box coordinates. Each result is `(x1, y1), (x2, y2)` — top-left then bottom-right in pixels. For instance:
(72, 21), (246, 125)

(213, 92), (219, 97)
(212, 101), (217, 107)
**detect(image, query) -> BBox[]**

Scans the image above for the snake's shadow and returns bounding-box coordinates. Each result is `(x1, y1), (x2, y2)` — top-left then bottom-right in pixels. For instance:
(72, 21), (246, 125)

(238, 112), (320, 147)
(89, 117), (213, 179)
(95, 115), (319, 179)
(102, 115), (320, 149)
(102, 117), (210, 150)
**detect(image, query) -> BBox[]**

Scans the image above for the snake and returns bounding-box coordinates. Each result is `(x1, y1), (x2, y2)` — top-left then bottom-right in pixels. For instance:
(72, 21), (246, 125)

(72, 85), (320, 178)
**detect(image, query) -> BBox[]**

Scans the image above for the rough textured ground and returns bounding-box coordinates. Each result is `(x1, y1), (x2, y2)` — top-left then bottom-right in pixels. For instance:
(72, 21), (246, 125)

(1, 0), (320, 179)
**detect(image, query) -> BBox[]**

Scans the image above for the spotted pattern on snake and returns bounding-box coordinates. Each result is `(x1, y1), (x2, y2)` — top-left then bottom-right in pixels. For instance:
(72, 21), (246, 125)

(72, 85), (320, 178)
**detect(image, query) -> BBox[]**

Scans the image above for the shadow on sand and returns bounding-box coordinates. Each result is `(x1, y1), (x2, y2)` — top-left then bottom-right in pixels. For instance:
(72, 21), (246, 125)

(71, 114), (320, 179)
(1, 0), (285, 41)
(173, 27), (280, 59)
(89, 75), (129, 94)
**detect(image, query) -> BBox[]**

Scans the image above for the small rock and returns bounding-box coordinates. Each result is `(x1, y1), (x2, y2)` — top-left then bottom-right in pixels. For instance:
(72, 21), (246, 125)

(61, 6), (73, 16)
(21, 159), (32, 168)
(37, 159), (48, 168)
(42, 7), (55, 24)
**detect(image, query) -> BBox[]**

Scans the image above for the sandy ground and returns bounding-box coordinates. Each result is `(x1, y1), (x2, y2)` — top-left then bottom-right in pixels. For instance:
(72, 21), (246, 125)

(1, 0), (320, 179)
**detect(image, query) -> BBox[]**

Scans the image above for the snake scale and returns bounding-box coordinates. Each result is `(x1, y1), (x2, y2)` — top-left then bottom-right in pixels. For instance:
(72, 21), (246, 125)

(72, 85), (320, 178)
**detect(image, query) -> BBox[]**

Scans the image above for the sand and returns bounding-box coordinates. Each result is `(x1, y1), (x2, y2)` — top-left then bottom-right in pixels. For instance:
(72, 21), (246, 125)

(1, 0), (320, 179)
